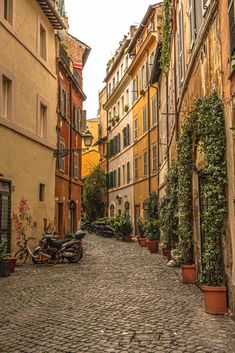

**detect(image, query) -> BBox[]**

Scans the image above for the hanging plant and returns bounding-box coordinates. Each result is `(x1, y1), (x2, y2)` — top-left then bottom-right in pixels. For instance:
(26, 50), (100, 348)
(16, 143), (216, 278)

(160, 163), (179, 250)
(160, 0), (172, 74)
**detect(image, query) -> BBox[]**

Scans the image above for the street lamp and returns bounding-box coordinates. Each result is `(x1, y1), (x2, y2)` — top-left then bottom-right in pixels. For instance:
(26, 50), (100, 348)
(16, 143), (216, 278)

(54, 128), (94, 158)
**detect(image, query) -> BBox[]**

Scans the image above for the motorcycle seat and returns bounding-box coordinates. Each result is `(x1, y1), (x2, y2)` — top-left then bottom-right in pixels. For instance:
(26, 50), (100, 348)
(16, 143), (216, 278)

(48, 238), (69, 247)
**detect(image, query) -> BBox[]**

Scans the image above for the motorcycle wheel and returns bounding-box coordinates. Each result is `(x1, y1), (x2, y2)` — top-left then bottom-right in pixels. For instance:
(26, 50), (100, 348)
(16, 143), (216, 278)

(15, 249), (28, 266)
(67, 248), (83, 263)
(43, 248), (59, 266)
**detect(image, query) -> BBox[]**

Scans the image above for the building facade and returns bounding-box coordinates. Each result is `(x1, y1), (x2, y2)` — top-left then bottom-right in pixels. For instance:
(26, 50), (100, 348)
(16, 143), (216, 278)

(0, 0), (64, 251)
(127, 4), (163, 234)
(155, 0), (235, 318)
(104, 33), (135, 221)
(55, 33), (90, 236)
(82, 118), (100, 180)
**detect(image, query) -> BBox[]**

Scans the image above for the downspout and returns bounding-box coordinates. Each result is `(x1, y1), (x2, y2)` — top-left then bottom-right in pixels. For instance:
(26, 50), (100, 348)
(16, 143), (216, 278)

(173, 0), (179, 141)
(147, 49), (151, 195)
(69, 81), (72, 201)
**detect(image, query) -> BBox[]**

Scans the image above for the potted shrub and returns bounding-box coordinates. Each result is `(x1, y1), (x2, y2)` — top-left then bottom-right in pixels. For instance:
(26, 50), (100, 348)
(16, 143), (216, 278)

(136, 217), (146, 247)
(118, 213), (133, 242)
(0, 241), (11, 277)
(146, 219), (160, 253)
(124, 105), (129, 113)
(4, 254), (17, 272)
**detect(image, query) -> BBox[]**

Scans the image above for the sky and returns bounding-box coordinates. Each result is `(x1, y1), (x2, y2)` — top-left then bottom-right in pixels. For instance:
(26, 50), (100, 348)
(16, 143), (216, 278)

(65, 0), (161, 120)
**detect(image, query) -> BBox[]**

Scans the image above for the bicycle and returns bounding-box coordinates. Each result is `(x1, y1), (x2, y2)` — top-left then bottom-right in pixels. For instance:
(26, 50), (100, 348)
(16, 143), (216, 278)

(14, 236), (59, 266)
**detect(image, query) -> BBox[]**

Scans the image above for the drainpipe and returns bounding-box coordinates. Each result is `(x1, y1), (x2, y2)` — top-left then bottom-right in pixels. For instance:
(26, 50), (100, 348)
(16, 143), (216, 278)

(173, 0), (179, 141)
(69, 81), (72, 201)
(147, 49), (151, 195)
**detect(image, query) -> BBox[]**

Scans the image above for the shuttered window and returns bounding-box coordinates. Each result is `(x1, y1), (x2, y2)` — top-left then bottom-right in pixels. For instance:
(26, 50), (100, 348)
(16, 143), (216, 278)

(143, 150), (148, 176)
(60, 87), (67, 117)
(143, 106), (147, 133)
(127, 161), (131, 183)
(74, 153), (79, 179)
(229, 0), (235, 55)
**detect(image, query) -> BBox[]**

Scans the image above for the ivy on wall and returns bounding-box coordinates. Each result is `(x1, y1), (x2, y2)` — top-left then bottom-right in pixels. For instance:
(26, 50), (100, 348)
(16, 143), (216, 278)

(160, 0), (172, 74)
(160, 163), (179, 249)
(177, 92), (227, 285)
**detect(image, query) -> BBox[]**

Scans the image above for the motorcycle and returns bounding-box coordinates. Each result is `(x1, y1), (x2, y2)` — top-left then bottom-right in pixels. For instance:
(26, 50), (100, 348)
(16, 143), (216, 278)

(33, 230), (86, 264)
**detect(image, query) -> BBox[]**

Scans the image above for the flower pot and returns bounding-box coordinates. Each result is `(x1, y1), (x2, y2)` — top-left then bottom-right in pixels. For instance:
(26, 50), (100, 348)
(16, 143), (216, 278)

(181, 264), (196, 284)
(9, 258), (17, 272)
(162, 247), (170, 256)
(122, 235), (132, 242)
(147, 240), (159, 253)
(164, 249), (171, 261)
(0, 260), (11, 277)
(137, 237), (146, 247)
(201, 285), (227, 315)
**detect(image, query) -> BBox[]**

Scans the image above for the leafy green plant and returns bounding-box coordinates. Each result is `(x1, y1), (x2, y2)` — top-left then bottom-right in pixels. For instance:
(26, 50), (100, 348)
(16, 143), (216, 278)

(118, 213), (133, 237)
(144, 192), (159, 221)
(160, 163), (179, 249)
(137, 217), (146, 237)
(82, 166), (107, 221)
(0, 240), (7, 260)
(160, 0), (172, 74)
(146, 219), (160, 241)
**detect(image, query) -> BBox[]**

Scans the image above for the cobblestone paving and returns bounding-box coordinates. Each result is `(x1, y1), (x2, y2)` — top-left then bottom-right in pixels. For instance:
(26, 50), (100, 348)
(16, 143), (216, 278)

(1, 234), (235, 353)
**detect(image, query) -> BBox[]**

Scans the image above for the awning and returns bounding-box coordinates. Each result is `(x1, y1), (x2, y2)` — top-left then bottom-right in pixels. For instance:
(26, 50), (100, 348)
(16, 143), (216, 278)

(36, 0), (65, 29)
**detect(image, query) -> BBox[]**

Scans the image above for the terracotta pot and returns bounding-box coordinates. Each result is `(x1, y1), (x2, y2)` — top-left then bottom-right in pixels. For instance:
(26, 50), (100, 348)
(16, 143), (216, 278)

(147, 240), (159, 253)
(9, 258), (17, 272)
(164, 249), (172, 261)
(162, 248), (170, 256)
(181, 264), (196, 284)
(137, 237), (146, 247)
(201, 285), (227, 315)
(122, 235), (132, 242)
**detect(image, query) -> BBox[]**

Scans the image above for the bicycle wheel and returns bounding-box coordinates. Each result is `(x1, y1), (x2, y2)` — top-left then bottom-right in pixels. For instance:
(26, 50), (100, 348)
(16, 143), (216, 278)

(15, 249), (28, 266)
(32, 248), (44, 264)
(42, 248), (59, 266)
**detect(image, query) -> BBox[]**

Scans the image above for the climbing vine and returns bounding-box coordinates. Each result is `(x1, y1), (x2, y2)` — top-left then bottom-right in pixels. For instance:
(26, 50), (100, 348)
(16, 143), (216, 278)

(160, 0), (172, 74)
(160, 163), (179, 249)
(176, 92), (227, 285)
(177, 113), (195, 264)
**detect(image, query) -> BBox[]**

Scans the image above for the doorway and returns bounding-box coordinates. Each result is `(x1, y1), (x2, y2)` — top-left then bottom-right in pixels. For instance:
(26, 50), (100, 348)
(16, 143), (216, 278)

(58, 202), (64, 236)
(0, 179), (11, 252)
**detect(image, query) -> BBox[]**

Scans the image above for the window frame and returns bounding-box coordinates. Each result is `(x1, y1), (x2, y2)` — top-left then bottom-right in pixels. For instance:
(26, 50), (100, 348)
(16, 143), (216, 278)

(152, 144), (157, 172)
(151, 94), (157, 125)
(58, 140), (65, 173)
(134, 157), (139, 180)
(74, 153), (79, 180)
(143, 150), (148, 177)
(134, 117), (138, 141)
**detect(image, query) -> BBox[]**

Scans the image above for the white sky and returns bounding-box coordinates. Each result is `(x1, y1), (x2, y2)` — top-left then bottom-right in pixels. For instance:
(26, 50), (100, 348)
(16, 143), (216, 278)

(65, 0), (161, 119)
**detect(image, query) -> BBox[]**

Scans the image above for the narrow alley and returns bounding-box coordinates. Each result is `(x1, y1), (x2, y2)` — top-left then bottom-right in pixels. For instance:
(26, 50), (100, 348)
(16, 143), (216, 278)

(1, 234), (235, 353)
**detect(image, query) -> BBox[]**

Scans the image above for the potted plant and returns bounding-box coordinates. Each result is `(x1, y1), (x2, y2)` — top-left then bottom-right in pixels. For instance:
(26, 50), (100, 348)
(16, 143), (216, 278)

(4, 254), (17, 272)
(124, 105), (129, 113)
(0, 241), (11, 277)
(136, 217), (147, 247)
(118, 213), (133, 242)
(146, 219), (160, 253)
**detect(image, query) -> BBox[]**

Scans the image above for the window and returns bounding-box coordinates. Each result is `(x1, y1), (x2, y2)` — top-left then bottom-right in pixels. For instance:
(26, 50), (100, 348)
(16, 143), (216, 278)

(142, 106), (147, 133)
(143, 150), (148, 176)
(74, 106), (80, 131)
(58, 140), (65, 172)
(149, 50), (155, 78)
(134, 157), (139, 180)
(60, 87), (67, 117)
(122, 164), (125, 185)
(39, 103), (47, 138)
(126, 89), (129, 107)
(124, 201), (130, 216)
(74, 153), (79, 179)
(39, 183), (45, 202)
(132, 76), (138, 103)
(121, 96), (124, 116)
(118, 167), (121, 187)
(125, 55), (128, 69)
(151, 95), (157, 125)
(121, 63), (124, 77)
(2, 75), (12, 119)
(188, 0), (203, 49)
(40, 24), (47, 61)
(117, 101), (120, 117)
(152, 144), (157, 172)
(112, 77), (116, 91)
(123, 124), (130, 148)
(140, 63), (146, 91)
(178, 4), (184, 83)
(117, 133), (121, 153)
(4, 0), (13, 24)
(228, 0), (235, 55)
(110, 204), (115, 217)
(134, 117), (138, 140)
(127, 161), (130, 183)
(108, 83), (111, 97)
(113, 170), (117, 187)
(117, 71), (119, 83)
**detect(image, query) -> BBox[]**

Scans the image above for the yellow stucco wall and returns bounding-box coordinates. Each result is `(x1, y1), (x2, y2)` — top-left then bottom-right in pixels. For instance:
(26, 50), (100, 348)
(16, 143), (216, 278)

(81, 150), (100, 179)
(0, 0), (57, 251)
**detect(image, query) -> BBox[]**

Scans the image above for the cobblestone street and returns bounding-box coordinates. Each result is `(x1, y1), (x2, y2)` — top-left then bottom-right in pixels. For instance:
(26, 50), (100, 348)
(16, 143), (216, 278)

(1, 234), (235, 353)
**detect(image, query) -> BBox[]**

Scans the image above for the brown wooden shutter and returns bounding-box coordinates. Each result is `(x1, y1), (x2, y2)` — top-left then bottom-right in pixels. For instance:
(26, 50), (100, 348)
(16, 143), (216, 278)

(229, 0), (235, 54)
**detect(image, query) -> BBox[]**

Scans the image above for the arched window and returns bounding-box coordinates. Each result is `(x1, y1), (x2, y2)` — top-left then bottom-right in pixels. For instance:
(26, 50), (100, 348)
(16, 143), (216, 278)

(110, 204), (115, 217)
(124, 201), (130, 216)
